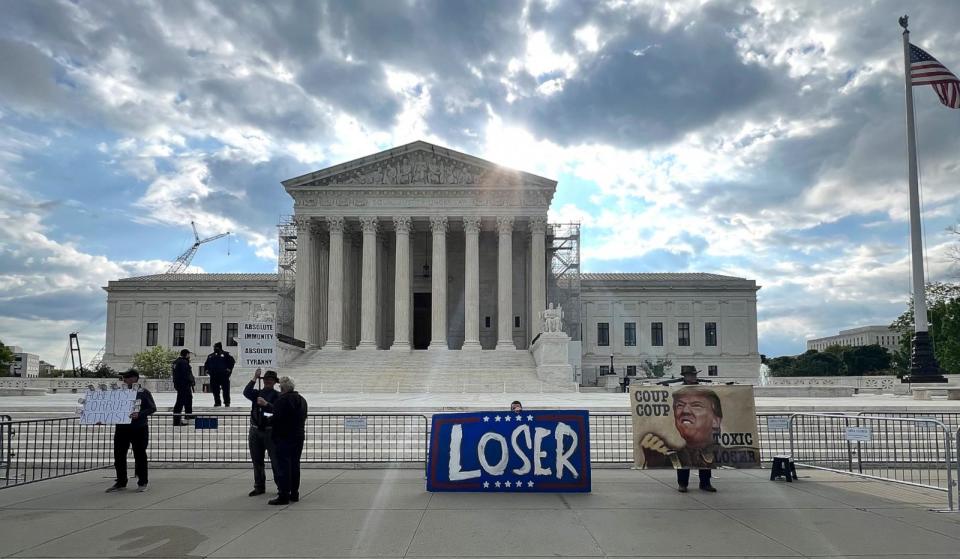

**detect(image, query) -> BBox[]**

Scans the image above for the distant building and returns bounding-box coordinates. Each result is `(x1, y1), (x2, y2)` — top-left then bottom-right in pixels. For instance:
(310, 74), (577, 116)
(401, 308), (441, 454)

(807, 325), (902, 353)
(580, 273), (761, 385)
(101, 273), (279, 374)
(8, 346), (40, 377)
(38, 360), (55, 376)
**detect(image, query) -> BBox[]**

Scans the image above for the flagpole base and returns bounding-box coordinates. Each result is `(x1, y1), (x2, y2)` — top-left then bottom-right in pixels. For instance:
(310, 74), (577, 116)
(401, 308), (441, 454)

(902, 331), (947, 383)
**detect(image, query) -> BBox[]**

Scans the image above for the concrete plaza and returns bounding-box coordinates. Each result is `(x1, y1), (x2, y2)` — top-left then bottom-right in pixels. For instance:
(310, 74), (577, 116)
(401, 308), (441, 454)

(0, 467), (957, 558)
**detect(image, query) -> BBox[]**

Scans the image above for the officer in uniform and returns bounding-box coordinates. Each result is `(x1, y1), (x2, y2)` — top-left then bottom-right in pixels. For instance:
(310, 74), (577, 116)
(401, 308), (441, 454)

(204, 342), (236, 407)
(243, 368), (280, 496)
(171, 349), (194, 426)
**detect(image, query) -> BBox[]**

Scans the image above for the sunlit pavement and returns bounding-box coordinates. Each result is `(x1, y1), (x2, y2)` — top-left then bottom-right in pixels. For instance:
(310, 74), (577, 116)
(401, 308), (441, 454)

(0, 467), (957, 558)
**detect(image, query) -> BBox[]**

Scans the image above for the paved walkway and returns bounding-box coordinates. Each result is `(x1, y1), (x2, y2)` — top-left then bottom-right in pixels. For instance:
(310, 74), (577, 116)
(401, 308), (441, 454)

(0, 467), (957, 558)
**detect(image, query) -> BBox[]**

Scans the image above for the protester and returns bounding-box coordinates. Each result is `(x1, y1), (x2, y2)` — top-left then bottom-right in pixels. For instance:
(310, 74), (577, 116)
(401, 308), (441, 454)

(674, 366), (717, 493)
(259, 375), (307, 505)
(171, 349), (195, 427)
(204, 342), (235, 407)
(244, 368), (280, 496)
(106, 369), (156, 493)
(510, 400), (523, 413)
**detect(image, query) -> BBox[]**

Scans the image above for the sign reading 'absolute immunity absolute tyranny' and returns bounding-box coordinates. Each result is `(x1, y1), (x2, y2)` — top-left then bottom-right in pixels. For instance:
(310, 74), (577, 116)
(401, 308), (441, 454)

(632, 384), (761, 469)
(238, 321), (277, 368)
(426, 410), (591, 492)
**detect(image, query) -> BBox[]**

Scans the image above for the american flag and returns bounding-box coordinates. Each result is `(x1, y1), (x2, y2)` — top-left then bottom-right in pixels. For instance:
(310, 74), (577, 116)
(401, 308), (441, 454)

(909, 43), (960, 109)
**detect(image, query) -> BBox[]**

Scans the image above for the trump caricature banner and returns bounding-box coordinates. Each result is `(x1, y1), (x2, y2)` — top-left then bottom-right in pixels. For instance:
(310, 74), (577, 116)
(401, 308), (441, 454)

(631, 385), (760, 469)
(427, 410), (591, 492)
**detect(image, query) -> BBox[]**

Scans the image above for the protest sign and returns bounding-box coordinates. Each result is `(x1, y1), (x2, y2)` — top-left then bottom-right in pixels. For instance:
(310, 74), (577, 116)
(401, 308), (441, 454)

(632, 384), (760, 469)
(427, 410), (591, 492)
(78, 387), (139, 425)
(238, 321), (277, 368)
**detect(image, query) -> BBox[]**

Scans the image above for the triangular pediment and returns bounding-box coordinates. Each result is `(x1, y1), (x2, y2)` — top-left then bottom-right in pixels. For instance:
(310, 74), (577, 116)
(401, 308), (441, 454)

(282, 140), (556, 189)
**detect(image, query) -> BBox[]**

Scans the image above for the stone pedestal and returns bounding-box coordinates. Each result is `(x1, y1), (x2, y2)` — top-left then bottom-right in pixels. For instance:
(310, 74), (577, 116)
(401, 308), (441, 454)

(529, 332), (574, 384)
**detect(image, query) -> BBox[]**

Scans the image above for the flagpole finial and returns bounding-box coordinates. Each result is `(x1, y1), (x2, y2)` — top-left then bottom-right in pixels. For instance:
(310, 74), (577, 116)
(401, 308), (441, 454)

(899, 15), (909, 31)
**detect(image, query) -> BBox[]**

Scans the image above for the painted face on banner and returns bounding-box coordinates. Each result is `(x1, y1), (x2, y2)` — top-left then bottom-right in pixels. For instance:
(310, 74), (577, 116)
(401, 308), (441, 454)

(672, 392), (720, 448)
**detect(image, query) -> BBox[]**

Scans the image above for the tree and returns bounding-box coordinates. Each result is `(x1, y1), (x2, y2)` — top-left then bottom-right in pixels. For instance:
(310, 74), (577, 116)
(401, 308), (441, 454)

(768, 350), (845, 376)
(841, 345), (892, 376)
(131, 346), (177, 378)
(0, 340), (13, 377)
(640, 358), (672, 378)
(890, 282), (960, 374)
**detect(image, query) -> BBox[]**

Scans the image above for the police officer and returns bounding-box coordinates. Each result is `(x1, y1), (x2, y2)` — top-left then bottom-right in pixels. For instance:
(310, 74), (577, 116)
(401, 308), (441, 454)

(204, 342), (236, 407)
(171, 349), (194, 426)
(243, 368), (280, 496)
(106, 369), (156, 493)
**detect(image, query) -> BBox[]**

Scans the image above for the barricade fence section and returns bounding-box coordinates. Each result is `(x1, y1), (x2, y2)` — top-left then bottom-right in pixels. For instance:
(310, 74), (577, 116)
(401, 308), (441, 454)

(0, 416), (114, 488)
(0, 415), (11, 483)
(788, 412), (955, 511)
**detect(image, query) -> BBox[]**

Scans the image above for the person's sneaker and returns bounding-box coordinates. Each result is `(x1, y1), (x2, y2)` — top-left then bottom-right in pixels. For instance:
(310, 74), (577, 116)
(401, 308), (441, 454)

(699, 484), (717, 493)
(290, 493), (299, 502)
(249, 488), (265, 497)
(135, 485), (148, 493)
(268, 496), (290, 506)
(105, 483), (127, 493)
(677, 485), (688, 493)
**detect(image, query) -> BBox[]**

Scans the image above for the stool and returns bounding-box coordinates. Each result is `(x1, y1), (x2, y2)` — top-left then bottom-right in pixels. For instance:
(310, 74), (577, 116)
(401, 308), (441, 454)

(770, 455), (797, 482)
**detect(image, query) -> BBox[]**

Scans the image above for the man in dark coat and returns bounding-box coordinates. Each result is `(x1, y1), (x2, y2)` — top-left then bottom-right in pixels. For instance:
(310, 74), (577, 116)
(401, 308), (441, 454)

(171, 349), (195, 426)
(204, 342), (235, 407)
(106, 369), (157, 492)
(259, 375), (307, 505)
(243, 368), (280, 496)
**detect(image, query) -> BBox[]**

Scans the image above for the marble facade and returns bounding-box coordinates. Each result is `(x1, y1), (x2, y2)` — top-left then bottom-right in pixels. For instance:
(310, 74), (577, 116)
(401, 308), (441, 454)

(283, 141), (554, 353)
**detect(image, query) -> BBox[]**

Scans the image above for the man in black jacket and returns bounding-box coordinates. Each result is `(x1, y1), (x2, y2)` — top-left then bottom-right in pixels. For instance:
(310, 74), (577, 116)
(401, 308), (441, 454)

(204, 342), (235, 407)
(172, 349), (195, 426)
(244, 368), (280, 496)
(258, 375), (307, 505)
(106, 369), (157, 493)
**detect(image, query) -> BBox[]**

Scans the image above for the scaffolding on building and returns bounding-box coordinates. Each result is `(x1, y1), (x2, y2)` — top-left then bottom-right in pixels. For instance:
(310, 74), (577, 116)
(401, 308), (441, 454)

(546, 222), (581, 341)
(276, 215), (297, 337)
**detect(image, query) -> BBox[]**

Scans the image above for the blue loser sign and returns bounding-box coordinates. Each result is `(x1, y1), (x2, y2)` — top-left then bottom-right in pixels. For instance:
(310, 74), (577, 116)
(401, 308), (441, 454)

(427, 410), (591, 492)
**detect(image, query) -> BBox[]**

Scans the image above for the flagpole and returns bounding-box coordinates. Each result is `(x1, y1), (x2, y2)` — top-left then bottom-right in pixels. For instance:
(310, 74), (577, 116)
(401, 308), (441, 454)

(899, 15), (945, 383)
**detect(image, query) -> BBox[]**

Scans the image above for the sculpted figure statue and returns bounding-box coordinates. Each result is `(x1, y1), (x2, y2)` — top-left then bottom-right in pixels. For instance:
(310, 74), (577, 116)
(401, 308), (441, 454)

(540, 303), (564, 333)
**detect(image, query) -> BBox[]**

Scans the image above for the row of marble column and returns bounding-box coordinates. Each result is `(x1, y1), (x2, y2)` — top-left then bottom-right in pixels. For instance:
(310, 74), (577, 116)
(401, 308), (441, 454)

(293, 215), (548, 351)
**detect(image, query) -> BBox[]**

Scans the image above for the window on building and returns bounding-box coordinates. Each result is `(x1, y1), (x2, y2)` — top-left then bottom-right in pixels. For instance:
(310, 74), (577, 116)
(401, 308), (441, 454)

(708, 365), (718, 376)
(226, 322), (238, 346)
(172, 323), (185, 346)
(514, 316), (521, 328)
(626, 365), (637, 376)
(624, 322), (636, 346)
(599, 365), (610, 375)
(146, 323), (158, 347)
(597, 322), (610, 346)
(199, 323), (212, 347)
(678, 322), (690, 346)
(485, 316), (491, 328)
(705, 322), (717, 347)
(651, 322), (663, 346)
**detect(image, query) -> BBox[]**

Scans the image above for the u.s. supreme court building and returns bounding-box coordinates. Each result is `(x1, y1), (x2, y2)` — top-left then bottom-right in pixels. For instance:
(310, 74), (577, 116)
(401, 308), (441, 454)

(103, 142), (760, 391)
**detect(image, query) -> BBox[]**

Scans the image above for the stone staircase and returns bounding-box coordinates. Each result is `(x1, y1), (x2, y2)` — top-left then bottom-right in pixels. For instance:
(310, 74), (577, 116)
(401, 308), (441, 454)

(281, 348), (578, 393)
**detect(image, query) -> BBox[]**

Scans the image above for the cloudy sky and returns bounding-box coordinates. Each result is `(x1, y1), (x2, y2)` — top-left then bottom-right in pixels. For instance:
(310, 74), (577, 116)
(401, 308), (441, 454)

(2, 0), (960, 366)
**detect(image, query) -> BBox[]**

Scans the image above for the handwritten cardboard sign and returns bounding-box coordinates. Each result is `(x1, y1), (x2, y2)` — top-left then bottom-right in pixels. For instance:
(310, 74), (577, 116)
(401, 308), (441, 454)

(239, 321), (277, 368)
(78, 387), (138, 425)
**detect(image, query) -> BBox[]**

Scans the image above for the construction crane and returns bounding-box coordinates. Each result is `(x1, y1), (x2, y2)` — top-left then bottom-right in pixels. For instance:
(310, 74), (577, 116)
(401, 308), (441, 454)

(166, 221), (230, 273)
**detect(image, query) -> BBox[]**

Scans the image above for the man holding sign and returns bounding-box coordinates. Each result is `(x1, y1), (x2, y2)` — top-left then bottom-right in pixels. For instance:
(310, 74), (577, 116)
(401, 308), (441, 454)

(106, 369), (156, 493)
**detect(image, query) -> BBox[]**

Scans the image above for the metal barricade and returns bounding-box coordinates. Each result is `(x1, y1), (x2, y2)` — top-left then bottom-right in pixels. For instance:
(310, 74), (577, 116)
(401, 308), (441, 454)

(0, 415), (11, 483)
(789, 412), (955, 510)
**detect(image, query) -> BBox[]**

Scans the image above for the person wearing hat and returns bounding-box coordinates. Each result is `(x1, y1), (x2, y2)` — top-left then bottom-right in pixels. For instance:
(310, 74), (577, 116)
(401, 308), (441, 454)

(171, 349), (195, 426)
(243, 367), (281, 496)
(106, 369), (157, 493)
(675, 366), (717, 493)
